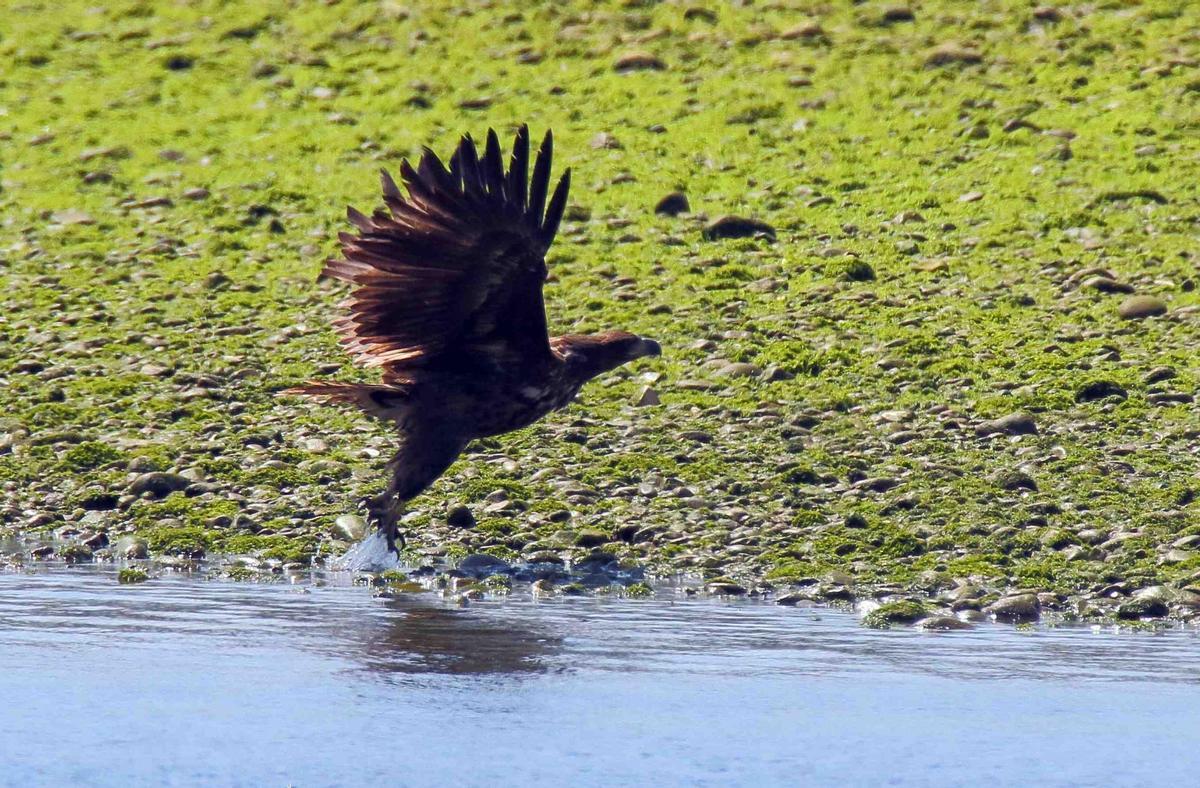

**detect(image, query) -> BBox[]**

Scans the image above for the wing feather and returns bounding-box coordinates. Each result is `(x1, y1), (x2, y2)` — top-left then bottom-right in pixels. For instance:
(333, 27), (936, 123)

(320, 125), (570, 373)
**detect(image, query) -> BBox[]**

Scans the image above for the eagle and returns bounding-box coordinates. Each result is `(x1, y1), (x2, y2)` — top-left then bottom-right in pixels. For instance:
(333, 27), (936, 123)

(285, 125), (661, 566)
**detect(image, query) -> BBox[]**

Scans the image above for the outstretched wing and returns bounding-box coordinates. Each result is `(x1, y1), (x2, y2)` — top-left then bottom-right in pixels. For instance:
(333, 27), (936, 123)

(322, 125), (571, 377)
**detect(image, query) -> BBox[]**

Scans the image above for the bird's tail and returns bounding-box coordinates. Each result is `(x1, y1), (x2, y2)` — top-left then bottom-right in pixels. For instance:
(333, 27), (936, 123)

(279, 380), (411, 418)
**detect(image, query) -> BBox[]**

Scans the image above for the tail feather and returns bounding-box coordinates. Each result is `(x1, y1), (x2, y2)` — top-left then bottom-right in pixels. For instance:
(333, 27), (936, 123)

(280, 380), (410, 416)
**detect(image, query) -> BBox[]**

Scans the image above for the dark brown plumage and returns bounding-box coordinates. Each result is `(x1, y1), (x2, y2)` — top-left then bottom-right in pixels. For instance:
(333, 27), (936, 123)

(285, 125), (661, 556)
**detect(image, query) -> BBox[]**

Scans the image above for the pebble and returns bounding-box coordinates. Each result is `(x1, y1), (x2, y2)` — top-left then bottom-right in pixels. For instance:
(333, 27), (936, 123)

(702, 215), (776, 241)
(1075, 380), (1128, 403)
(574, 530), (610, 548)
(52, 209), (95, 226)
(1080, 275), (1133, 294)
(986, 593), (1041, 622)
(716, 362), (760, 378)
(975, 411), (1038, 437)
(333, 514), (368, 542)
(635, 386), (660, 407)
(128, 472), (190, 497)
(1117, 596), (1168, 619)
(1144, 366), (1176, 384)
(654, 192), (690, 216)
(446, 505), (476, 528)
(993, 470), (1037, 491)
(926, 44), (982, 67)
(780, 22), (824, 40)
(881, 6), (915, 23)
(614, 52), (665, 72)
(113, 536), (149, 560)
(916, 616), (973, 631)
(590, 132), (621, 149)
(1117, 295), (1167, 319)
(301, 437), (328, 453)
(458, 554), (511, 577)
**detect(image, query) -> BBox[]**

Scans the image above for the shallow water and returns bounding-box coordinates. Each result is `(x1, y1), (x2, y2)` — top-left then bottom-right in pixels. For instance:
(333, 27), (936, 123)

(3, 567), (1200, 787)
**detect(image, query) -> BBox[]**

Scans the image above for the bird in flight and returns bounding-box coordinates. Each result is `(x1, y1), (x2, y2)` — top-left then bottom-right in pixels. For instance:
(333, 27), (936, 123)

(286, 125), (661, 566)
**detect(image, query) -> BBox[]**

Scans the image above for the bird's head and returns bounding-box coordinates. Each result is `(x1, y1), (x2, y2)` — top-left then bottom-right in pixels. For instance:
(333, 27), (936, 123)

(555, 330), (662, 384)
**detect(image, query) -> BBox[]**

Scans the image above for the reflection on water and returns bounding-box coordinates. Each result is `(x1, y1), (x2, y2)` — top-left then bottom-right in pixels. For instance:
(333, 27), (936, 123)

(352, 602), (562, 678)
(3, 565), (1200, 787)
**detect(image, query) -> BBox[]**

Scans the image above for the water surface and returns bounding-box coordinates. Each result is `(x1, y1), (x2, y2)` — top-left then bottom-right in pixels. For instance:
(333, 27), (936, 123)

(2, 566), (1199, 787)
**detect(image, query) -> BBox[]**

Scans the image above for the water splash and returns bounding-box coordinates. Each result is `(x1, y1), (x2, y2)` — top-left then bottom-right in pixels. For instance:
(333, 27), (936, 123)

(330, 531), (399, 572)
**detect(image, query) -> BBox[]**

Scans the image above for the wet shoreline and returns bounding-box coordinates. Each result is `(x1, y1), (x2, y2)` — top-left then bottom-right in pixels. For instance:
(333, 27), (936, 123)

(4, 565), (1200, 787)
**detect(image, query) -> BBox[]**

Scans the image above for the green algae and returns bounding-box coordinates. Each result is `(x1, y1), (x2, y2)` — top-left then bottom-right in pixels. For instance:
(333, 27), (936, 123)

(117, 567), (149, 585)
(1, 0), (1198, 611)
(863, 601), (928, 629)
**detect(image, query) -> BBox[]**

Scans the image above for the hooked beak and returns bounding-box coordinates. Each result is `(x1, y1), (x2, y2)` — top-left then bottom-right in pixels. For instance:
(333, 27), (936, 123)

(635, 338), (662, 358)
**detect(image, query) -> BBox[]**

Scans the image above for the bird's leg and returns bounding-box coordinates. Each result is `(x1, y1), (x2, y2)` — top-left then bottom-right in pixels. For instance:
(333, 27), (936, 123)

(363, 491), (406, 553)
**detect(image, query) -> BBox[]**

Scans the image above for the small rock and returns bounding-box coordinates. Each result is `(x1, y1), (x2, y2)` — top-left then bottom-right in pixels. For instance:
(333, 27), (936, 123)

(1144, 366), (1176, 384)
(780, 22), (825, 40)
(1117, 295), (1167, 320)
(654, 192), (690, 216)
(590, 132), (621, 149)
(635, 386), (661, 407)
(925, 43), (983, 68)
(113, 536), (149, 560)
(987, 593), (1040, 622)
(862, 600), (927, 627)
(52, 209), (95, 226)
(855, 477), (899, 493)
(881, 6), (915, 23)
(993, 470), (1037, 491)
(958, 190), (984, 202)
(130, 196), (173, 209)
(574, 530), (610, 548)
(1075, 380), (1128, 403)
(975, 411), (1038, 437)
(716, 362), (760, 378)
(128, 472), (190, 497)
(183, 187), (210, 200)
(1081, 276), (1134, 294)
(203, 271), (232, 290)
(1117, 596), (1168, 620)
(458, 554), (510, 577)
(706, 581), (747, 596)
(59, 543), (94, 564)
(446, 504), (475, 528)
(702, 215), (776, 241)
(614, 52), (666, 72)
(916, 616), (973, 631)
(333, 514), (368, 542)
(761, 366), (794, 382)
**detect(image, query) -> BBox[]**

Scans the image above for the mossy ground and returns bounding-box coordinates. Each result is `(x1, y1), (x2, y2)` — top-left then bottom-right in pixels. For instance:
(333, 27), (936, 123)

(2, 1), (1199, 611)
